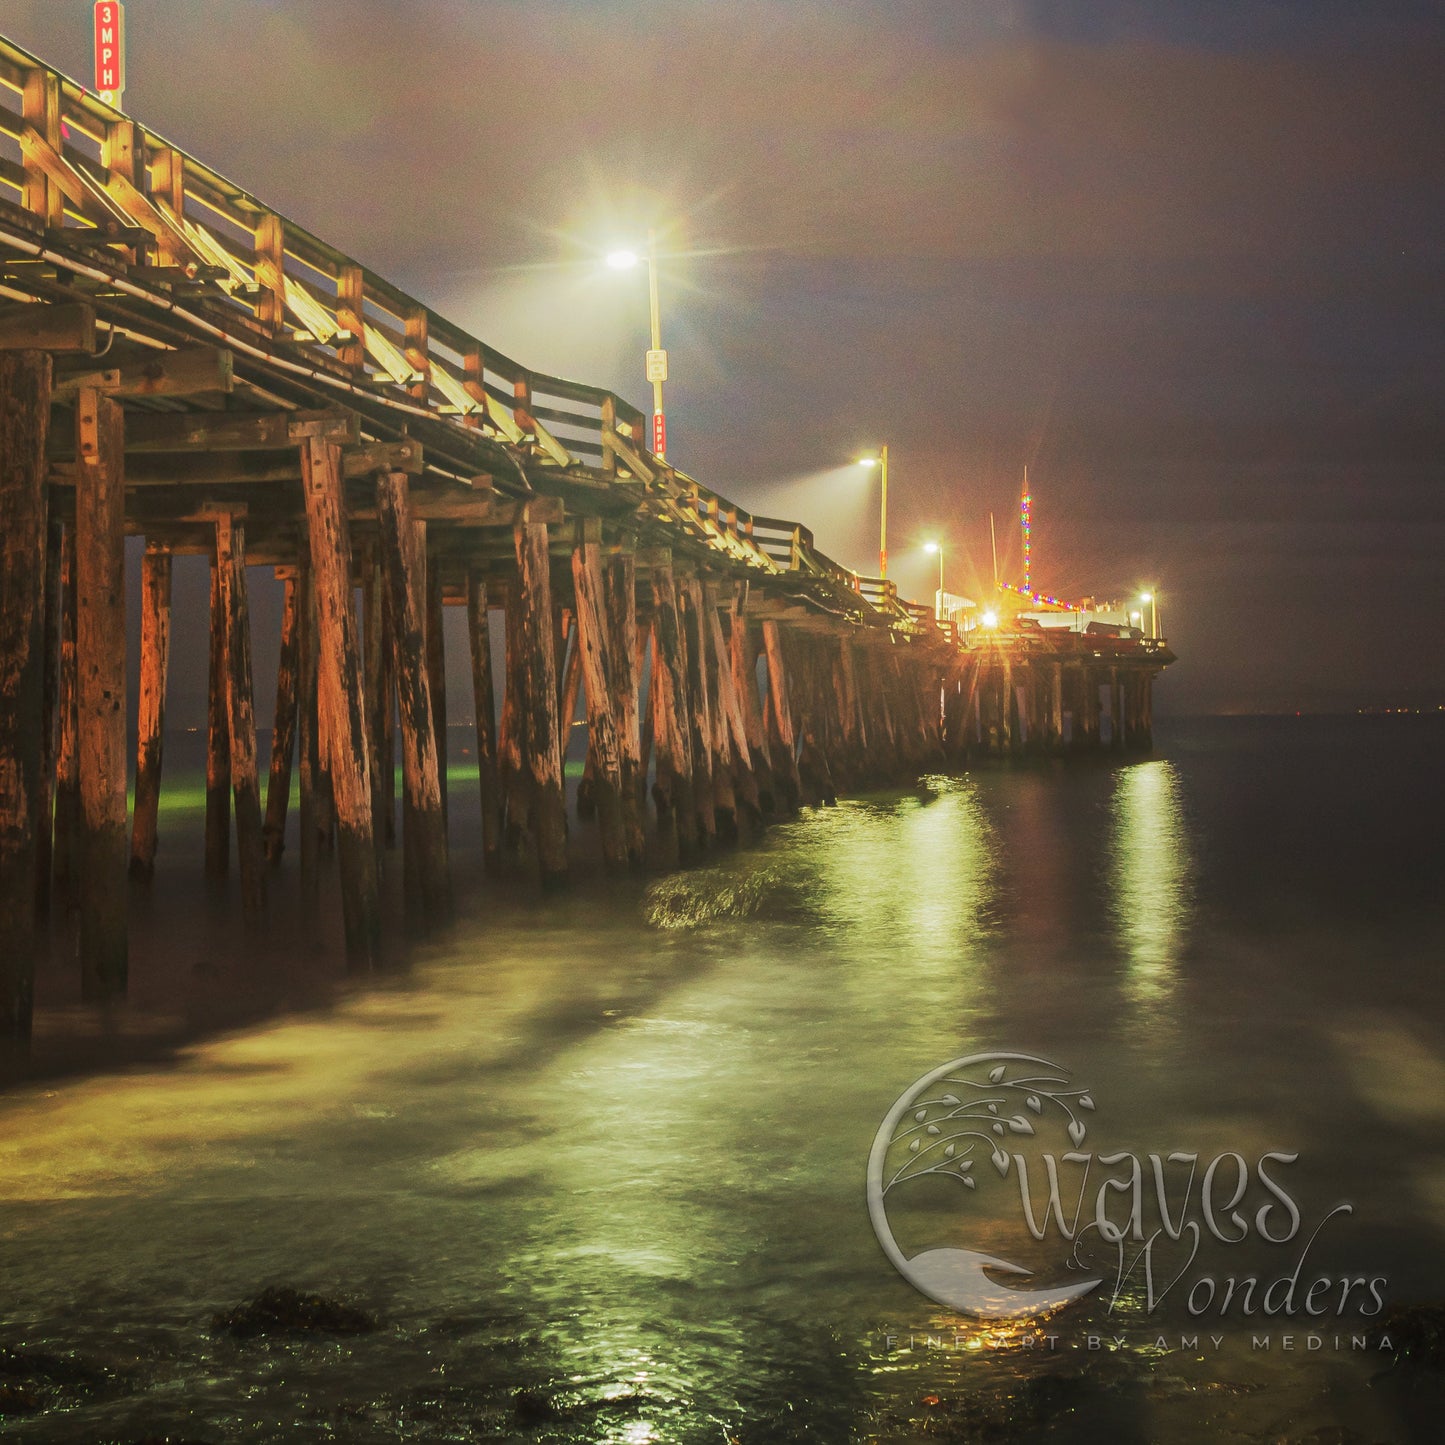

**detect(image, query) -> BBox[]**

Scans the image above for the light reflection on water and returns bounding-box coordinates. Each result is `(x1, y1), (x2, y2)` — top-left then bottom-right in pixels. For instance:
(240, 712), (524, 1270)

(1109, 760), (1193, 1024)
(0, 719), (1441, 1441)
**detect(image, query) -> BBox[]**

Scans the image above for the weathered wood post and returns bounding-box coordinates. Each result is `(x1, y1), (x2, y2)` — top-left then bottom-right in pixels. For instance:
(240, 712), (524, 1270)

(299, 433), (381, 965)
(1110, 667), (1125, 751)
(761, 620), (802, 812)
(296, 553), (322, 904)
(263, 571), (300, 864)
(706, 582), (761, 831)
(0, 350), (51, 1040)
(426, 538), (449, 823)
(34, 517), (62, 921)
(514, 508), (569, 886)
(695, 580), (738, 838)
(204, 552), (231, 879)
(376, 470), (451, 926)
(570, 520), (628, 868)
(75, 388), (128, 999)
(1047, 660), (1065, 754)
(53, 528), (79, 909)
(648, 556), (697, 863)
(678, 575), (717, 843)
(216, 513), (265, 917)
(361, 544), (390, 860)
(466, 569), (503, 876)
(730, 598), (775, 815)
(129, 541), (171, 878)
(606, 551), (646, 865)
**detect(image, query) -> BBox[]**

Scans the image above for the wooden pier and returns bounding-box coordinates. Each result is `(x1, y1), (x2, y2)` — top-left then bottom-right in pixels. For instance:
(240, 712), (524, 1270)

(0, 35), (1173, 1042)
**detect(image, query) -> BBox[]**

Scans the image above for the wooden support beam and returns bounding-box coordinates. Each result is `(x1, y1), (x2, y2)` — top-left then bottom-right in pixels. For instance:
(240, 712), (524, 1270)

(52, 436), (419, 490)
(731, 600), (776, 815)
(53, 527), (79, 911)
(56, 345), (235, 400)
(570, 523), (627, 869)
(122, 408), (358, 454)
(216, 514), (265, 917)
(376, 471), (451, 928)
(34, 517), (62, 921)
(300, 436), (381, 965)
(128, 541), (171, 879)
(204, 551), (230, 879)
(466, 569), (503, 877)
(761, 620), (802, 812)
(0, 302), (96, 354)
(678, 577), (717, 844)
(425, 535), (449, 824)
(605, 552), (646, 865)
(703, 579), (760, 833)
(264, 572), (300, 864)
(21, 69), (63, 228)
(648, 560), (696, 866)
(361, 544), (389, 860)
(296, 553), (323, 904)
(514, 516), (569, 886)
(74, 388), (128, 999)
(0, 350), (51, 1042)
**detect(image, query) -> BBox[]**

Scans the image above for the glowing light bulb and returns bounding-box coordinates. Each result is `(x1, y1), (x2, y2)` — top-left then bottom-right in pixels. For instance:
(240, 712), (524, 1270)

(606, 249), (640, 270)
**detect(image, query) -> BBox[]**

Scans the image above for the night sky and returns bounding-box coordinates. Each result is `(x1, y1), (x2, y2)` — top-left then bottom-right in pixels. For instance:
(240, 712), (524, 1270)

(8, 0), (1443, 713)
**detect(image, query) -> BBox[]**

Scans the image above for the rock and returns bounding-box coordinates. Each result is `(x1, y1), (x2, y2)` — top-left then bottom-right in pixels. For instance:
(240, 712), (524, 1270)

(211, 1286), (378, 1339)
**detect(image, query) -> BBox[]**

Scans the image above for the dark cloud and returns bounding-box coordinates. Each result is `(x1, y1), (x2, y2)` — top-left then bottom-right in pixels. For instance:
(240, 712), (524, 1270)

(6, 0), (1442, 711)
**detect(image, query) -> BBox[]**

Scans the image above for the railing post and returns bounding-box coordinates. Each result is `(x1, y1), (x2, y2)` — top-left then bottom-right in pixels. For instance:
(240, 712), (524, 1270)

(253, 213), (286, 333)
(21, 68), (62, 227)
(405, 306), (431, 404)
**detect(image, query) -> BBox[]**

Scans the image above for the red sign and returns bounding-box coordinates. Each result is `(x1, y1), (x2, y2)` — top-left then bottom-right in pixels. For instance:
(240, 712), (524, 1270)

(652, 411), (667, 458)
(94, 2), (125, 103)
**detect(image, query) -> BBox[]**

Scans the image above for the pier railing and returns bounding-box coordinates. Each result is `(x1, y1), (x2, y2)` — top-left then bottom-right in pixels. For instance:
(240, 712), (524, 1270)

(0, 34), (1166, 660)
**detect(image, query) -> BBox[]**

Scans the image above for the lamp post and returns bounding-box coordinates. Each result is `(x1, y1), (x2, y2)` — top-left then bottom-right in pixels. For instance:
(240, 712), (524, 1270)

(1139, 591), (1156, 640)
(606, 230), (668, 460)
(858, 445), (889, 578)
(924, 541), (944, 620)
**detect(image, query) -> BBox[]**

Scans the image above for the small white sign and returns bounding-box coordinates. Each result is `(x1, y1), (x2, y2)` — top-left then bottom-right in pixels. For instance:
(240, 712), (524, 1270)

(645, 349), (668, 383)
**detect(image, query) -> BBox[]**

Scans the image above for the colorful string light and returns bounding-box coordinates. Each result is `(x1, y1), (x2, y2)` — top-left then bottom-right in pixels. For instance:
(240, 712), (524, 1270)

(1020, 471), (1032, 594)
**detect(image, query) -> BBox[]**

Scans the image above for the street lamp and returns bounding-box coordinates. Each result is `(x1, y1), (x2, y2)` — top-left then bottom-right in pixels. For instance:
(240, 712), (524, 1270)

(923, 541), (944, 620)
(857, 445), (889, 578)
(1139, 591), (1157, 640)
(606, 231), (668, 460)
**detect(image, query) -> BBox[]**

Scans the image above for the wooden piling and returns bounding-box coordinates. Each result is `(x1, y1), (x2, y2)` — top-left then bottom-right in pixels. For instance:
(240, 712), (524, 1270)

(361, 545), (389, 860)
(376, 470), (451, 925)
(606, 552), (646, 864)
(300, 436), (381, 965)
(730, 600), (775, 815)
(263, 573), (299, 864)
(426, 538), (449, 821)
(648, 559), (696, 863)
(761, 621), (803, 811)
(678, 576), (717, 842)
(74, 389), (128, 999)
(53, 526), (79, 910)
(129, 541), (171, 879)
(34, 517), (62, 921)
(296, 553), (322, 904)
(0, 350), (51, 1040)
(466, 568), (503, 876)
(513, 513), (568, 886)
(216, 514), (265, 917)
(570, 522), (628, 868)
(204, 551), (231, 879)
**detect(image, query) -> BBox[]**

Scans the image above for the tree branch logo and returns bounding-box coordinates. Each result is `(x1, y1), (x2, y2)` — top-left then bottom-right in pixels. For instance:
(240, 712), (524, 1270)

(868, 1052), (1103, 1319)
(868, 1051), (1387, 1326)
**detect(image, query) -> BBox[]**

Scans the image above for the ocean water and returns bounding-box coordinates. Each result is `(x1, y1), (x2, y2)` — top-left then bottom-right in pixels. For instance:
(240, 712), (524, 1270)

(1, 716), (1442, 1442)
